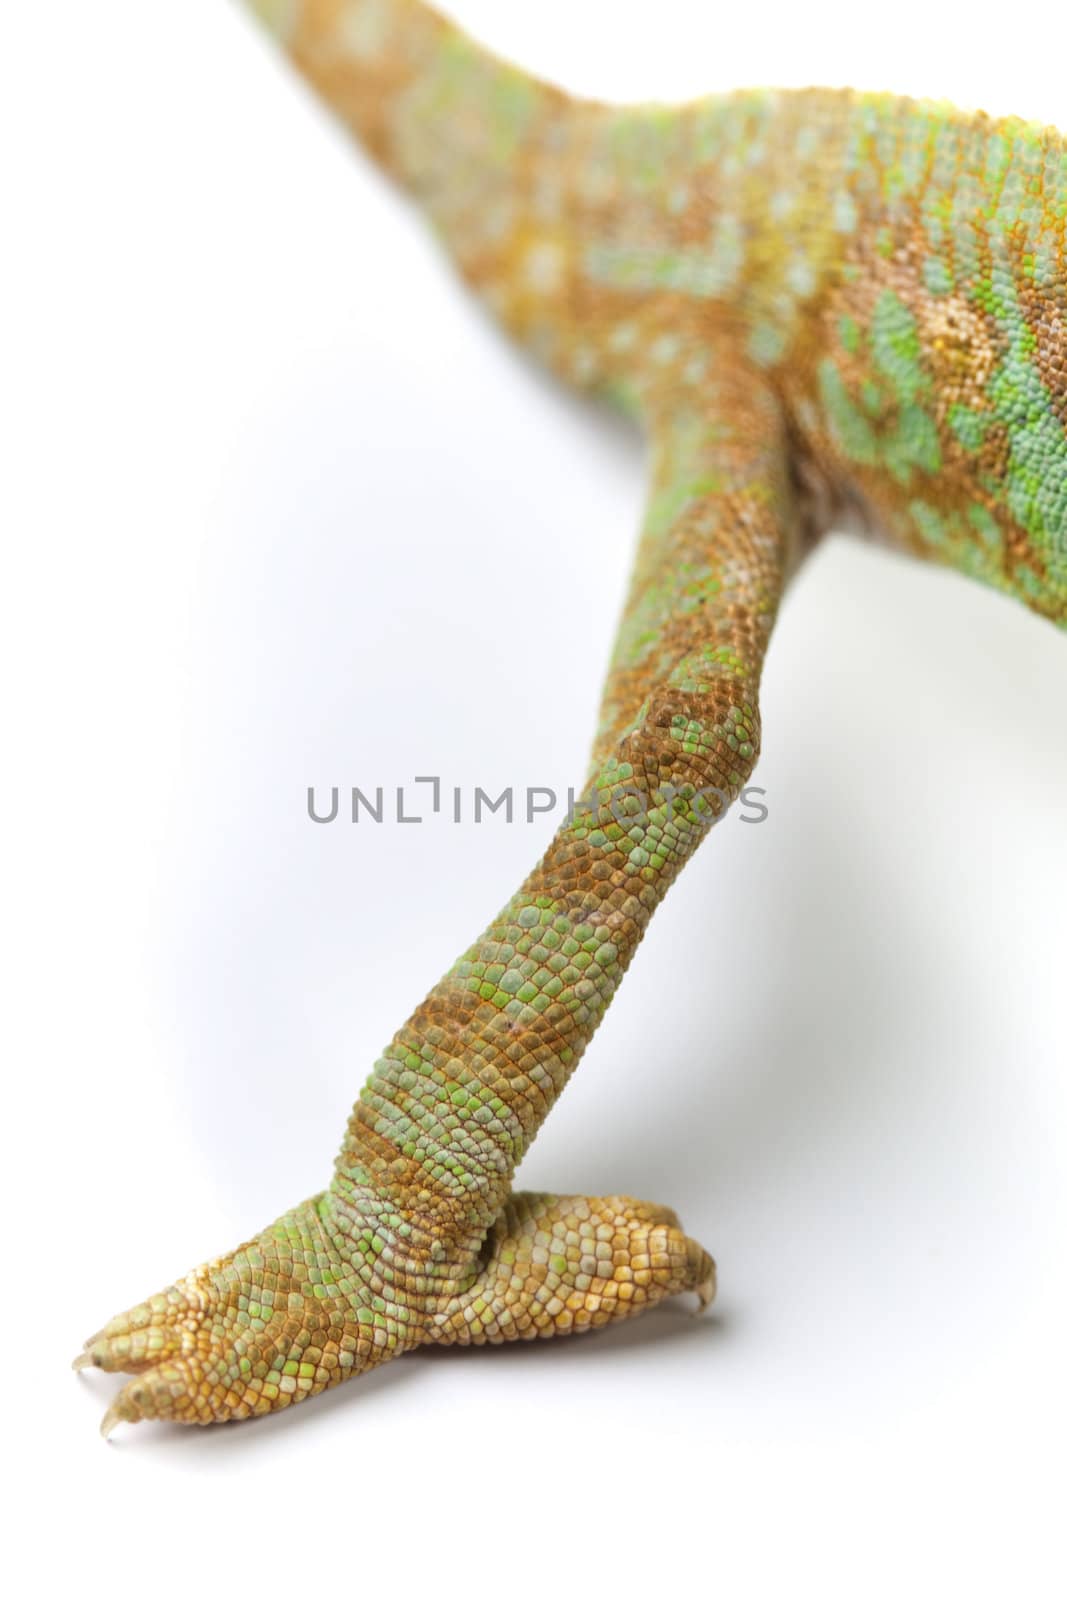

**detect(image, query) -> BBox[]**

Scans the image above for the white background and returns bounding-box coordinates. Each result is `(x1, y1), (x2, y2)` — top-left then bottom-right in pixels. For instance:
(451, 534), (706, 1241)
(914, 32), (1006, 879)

(4, 1), (1066, 1594)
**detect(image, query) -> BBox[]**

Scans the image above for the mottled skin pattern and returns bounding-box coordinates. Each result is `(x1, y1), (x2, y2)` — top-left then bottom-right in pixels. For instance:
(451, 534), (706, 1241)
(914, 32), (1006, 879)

(77, 0), (1066, 1432)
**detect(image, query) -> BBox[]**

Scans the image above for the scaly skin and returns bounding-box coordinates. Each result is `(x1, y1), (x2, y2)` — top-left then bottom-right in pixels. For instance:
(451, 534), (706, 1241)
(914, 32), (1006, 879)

(77, 0), (1066, 1432)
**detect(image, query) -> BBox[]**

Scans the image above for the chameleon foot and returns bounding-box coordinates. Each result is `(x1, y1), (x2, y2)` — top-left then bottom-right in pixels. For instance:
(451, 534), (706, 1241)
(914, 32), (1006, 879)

(77, 1190), (713, 1432)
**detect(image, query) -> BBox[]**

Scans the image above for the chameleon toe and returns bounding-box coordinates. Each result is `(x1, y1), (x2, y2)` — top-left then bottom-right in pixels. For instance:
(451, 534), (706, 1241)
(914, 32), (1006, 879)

(429, 1192), (716, 1346)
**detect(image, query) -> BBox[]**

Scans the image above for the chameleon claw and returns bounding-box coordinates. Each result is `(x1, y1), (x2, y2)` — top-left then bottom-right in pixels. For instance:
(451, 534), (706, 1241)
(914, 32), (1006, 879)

(100, 1403), (124, 1441)
(72, 1350), (94, 1372)
(694, 1257), (717, 1314)
(100, 1386), (144, 1438)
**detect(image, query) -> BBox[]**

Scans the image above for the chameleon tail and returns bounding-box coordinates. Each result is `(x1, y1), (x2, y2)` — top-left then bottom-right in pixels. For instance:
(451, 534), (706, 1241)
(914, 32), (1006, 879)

(241, 0), (573, 198)
(240, 1), (612, 387)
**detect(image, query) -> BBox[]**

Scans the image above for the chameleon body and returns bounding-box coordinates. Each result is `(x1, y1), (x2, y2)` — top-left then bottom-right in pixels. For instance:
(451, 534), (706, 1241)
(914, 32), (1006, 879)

(77, 0), (1067, 1432)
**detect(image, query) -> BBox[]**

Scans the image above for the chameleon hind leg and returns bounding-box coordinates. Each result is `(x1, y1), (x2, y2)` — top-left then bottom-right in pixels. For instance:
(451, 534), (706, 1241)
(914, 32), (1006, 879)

(426, 369), (794, 1349)
(76, 362), (796, 1429)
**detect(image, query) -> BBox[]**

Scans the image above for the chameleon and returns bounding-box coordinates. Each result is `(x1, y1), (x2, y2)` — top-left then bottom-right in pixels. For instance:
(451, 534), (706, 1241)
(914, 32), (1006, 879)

(76, 0), (1066, 1434)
